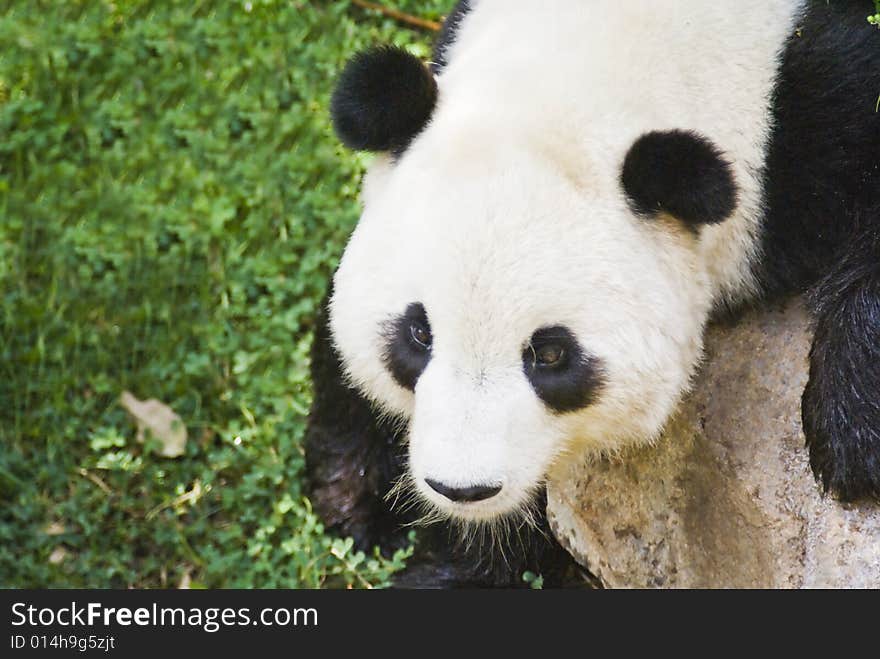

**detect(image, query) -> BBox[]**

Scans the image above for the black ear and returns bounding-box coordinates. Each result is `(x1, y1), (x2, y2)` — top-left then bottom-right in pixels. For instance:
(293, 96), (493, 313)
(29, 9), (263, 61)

(621, 130), (738, 227)
(330, 46), (438, 153)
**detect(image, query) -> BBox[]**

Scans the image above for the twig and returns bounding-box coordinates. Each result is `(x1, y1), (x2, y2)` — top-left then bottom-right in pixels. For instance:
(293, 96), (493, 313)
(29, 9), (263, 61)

(351, 0), (441, 32)
(78, 468), (112, 495)
(146, 480), (203, 520)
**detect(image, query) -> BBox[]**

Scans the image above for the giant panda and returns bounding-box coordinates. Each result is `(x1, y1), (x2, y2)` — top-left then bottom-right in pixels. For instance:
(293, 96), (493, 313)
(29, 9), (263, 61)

(305, 0), (880, 588)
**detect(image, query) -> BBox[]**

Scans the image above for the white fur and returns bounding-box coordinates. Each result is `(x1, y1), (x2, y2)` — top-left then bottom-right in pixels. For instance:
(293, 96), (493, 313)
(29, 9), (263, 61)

(330, 0), (804, 521)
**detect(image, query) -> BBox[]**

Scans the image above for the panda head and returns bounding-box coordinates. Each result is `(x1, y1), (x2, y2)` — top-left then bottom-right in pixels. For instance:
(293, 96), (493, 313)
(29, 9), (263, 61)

(328, 47), (739, 524)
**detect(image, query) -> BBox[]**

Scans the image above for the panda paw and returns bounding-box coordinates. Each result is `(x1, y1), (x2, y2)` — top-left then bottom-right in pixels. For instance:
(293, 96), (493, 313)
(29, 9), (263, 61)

(802, 410), (880, 503)
(801, 337), (880, 503)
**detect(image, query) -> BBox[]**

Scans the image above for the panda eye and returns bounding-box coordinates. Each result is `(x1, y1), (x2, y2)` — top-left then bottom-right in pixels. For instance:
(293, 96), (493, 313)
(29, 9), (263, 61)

(522, 325), (605, 414)
(383, 303), (433, 392)
(535, 344), (564, 368)
(409, 323), (432, 350)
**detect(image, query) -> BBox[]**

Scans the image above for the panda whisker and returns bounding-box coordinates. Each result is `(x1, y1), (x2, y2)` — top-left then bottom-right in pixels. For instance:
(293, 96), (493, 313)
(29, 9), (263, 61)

(422, 507), (451, 528)
(387, 414), (411, 439)
(496, 518), (512, 569)
(393, 489), (427, 519)
(391, 493), (420, 517)
(372, 406), (409, 440)
(385, 470), (411, 499)
(384, 470), (414, 509)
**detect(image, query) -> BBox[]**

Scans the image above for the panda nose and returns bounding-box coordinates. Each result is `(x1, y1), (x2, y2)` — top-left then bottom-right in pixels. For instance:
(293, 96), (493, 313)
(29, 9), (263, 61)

(425, 479), (502, 503)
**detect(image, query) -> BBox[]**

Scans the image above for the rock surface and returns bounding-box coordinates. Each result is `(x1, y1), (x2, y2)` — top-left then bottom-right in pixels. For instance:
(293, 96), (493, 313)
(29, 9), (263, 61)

(547, 300), (880, 588)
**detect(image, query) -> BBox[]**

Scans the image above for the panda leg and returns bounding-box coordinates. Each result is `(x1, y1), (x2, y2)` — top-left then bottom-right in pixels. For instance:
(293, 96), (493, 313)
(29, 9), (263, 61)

(801, 225), (880, 502)
(305, 290), (409, 553)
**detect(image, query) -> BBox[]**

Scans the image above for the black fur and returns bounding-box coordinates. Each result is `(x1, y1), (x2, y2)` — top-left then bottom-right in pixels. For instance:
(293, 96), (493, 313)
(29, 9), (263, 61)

(756, 2), (880, 501)
(523, 326), (605, 414)
(305, 290), (410, 552)
(432, 0), (472, 74)
(801, 225), (880, 501)
(383, 303), (433, 391)
(621, 130), (738, 227)
(330, 46), (438, 153)
(758, 2), (880, 298)
(305, 291), (586, 588)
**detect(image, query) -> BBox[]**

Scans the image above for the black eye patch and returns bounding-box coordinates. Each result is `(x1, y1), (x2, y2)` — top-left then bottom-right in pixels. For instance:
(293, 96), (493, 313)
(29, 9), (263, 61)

(523, 326), (604, 413)
(383, 303), (433, 391)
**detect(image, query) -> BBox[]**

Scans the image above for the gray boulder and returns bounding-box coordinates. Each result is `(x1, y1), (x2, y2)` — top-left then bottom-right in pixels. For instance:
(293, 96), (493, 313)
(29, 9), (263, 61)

(547, 300), (880, 588)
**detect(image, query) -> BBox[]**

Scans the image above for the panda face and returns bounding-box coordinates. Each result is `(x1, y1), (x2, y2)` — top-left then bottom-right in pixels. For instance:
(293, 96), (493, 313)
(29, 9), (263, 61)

(330, 123), (720, 523)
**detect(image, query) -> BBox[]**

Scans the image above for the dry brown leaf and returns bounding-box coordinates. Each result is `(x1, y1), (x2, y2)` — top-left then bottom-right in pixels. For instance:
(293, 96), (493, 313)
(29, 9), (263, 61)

(44, 522), (66, 536)
(48, 547), (68, 565)
(178, 569), (192, 590)
(120, 390), (187, 458)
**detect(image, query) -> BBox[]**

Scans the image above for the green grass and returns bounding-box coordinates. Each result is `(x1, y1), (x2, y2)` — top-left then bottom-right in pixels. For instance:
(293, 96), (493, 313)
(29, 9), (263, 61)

(0, 0), (452, 589)
(870, 0), (880, 27)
